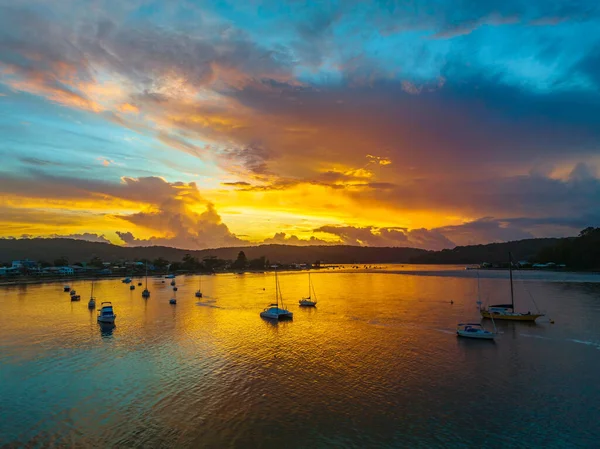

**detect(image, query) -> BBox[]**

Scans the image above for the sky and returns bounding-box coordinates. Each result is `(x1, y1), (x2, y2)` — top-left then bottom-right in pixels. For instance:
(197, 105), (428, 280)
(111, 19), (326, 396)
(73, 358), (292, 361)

(0, 0), (599, 251)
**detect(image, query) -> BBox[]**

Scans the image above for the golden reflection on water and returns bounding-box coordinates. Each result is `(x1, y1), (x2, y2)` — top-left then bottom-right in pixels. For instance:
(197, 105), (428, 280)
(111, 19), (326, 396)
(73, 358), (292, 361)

(1, 267), (600, 447)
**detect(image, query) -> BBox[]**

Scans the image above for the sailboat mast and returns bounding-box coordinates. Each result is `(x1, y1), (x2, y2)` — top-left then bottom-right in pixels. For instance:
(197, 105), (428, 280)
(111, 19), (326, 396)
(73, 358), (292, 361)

(91, 280), (94, 299)
(308, 272), (311, 299)
(145, 262), (148, 289)
(509, 252), (515, 310)
(275, 269), (279, 309)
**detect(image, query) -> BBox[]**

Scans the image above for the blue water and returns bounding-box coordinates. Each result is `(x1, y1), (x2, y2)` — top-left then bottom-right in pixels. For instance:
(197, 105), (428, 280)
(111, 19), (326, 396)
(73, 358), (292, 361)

(1, 267), (599, 447)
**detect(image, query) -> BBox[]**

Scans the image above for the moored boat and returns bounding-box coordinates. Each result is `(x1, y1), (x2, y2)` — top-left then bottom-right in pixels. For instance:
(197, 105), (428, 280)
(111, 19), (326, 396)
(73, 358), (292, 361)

(63, 285), (70, 292)
(299, 272), (317, 307)
(88, 281), (96, 309)
(456, 323), (495, 339)
(97, 302), (116, 323)
(480, 252), (544, 322)
(141, 262), (150, 298)
(260, 270), (293, 321)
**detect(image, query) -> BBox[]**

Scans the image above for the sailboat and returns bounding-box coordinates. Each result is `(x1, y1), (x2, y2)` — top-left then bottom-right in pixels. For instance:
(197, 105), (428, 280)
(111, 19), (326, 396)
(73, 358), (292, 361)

(195, 275), (203, 298)
(142, 262), (150, 298)
(260, 270), (293, 320)
(480, 252), (544, 322)
(299, 272), (317, 307)
(88, 281), (96, 309)
(457, 271), (496, 339)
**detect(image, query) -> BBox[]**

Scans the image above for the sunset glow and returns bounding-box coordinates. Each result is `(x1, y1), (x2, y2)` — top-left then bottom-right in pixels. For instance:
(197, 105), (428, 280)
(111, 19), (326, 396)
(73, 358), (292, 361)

(1, 1), (599, 250)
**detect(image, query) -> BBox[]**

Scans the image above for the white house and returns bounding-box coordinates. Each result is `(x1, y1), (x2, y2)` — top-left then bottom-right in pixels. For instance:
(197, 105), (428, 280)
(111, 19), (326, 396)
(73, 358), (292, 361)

(58, 266), (74, 275)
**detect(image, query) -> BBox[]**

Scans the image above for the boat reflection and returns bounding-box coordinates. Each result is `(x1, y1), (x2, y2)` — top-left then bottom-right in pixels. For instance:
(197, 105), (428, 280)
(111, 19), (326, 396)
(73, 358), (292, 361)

(98, 322), (116, 338)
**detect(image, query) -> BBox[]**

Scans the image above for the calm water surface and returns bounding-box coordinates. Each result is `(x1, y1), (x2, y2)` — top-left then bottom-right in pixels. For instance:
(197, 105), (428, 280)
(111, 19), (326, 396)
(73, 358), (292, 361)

(1, 266), (600, 448)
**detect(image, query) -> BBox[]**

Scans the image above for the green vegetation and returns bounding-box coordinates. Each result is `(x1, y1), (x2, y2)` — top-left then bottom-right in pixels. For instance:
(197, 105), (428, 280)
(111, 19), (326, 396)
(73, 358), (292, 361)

(535, 227), (600, 270)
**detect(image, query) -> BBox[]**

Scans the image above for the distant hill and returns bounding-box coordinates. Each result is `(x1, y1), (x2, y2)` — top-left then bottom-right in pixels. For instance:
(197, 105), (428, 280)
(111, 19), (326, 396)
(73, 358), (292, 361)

(409, 238), (565, 265)
(0, 238), (428, 265)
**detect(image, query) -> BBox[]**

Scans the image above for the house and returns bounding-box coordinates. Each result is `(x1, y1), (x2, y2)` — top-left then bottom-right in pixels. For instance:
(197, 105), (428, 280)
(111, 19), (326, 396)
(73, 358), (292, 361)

(11, 259), (38, 270)
(58, 266), (74, 275)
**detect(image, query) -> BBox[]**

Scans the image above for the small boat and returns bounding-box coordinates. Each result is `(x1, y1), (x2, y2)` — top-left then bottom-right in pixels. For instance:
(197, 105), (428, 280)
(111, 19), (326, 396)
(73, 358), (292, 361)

(169, 298), (177, 304)
(88, 281), (96, 309)
(173, 287), (178, 291)
(141, 262), (150, 298)
(138, 282), (142, 286)
(122, 277), (132, 284)
(71, 294), (81, 301)
(456, 323), (495, 340)
(165, 274), (175, 279)
(170, 280), (176, 286)
(97, 302), (116, 323)
(299, 272), (317, 307)
(63, 285), (70, 292)
(129, 285), (135, 290)
(70, 290), (77, 296)
(260, 270), (293, 321)
(480, 252), (544, 322)
(195, 275), (203, 298)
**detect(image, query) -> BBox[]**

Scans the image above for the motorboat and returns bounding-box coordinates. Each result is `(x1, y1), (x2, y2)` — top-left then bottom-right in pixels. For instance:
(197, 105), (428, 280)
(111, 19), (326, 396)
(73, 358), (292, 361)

(169, 298), (177, 304)
(260, 270), (293, 321)
(129, 285), (135, 290)
(70, 290), (80, 301)
(456, 323), (495, 340)
(97, 302), (116, 323)
(165, 274), (175, 279)
(170, 280), (176, 286)
(63, 285), (70, 292)
(299, 272), (317, 307)
(173, 287), (178, 291)
(122, 277), (132, 284)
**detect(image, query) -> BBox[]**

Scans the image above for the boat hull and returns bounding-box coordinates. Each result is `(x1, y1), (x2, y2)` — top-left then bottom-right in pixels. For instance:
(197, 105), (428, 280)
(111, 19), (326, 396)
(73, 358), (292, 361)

(97, 315), (116, 323)
(457, 330), (495, 339)
(260, 310), (293, 320)
(299, 300), (316, 307)
(481, 310), (543, 321)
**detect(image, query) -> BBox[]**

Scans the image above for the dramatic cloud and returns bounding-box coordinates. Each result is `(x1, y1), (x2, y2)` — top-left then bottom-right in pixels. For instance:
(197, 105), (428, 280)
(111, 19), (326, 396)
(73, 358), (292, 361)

(1, 1), (599, 249)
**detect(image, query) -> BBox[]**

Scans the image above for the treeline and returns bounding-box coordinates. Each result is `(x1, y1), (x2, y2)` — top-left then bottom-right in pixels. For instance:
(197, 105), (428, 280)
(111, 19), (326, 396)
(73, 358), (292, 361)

(409, 238), (562, 265)
(0, 238), (428, 265)
(536, 227), (600, 270)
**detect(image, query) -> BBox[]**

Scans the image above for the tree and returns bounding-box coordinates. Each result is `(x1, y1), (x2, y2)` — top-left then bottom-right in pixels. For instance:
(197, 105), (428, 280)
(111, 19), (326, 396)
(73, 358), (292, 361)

(182, 254), (201, 271)
(153, 257), (170, 270)
(248, 256), (266, 270)
(231, 251), (248, 270)
(88, 256), (103, 268)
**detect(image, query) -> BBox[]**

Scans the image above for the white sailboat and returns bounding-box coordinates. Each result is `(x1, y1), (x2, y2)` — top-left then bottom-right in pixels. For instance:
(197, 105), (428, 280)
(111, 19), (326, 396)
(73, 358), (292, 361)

(142, 262), (150, 298)
(299, 272), (317, 307)
(457, 270), (496, 340)
(195, 275), (203, 298)
(260, 270), (293, 320)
